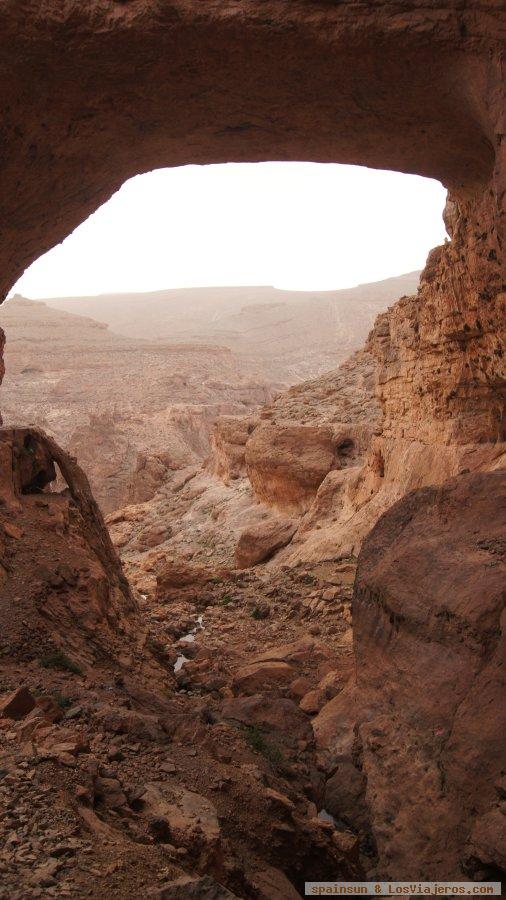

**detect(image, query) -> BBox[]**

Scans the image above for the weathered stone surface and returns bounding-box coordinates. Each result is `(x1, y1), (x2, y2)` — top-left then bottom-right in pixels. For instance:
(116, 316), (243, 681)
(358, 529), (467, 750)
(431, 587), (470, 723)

(0, 0), (504, 889)
(0, 2), (502, 554)
(222, 695), (313, 745)
(235, 515), (297, 568)
(248, 867), (301, 900)
(350, 471), (506, 878)
(210, 416), (257, 484)
(0, 426), (151, 671)
(0, 298), (272, 514)
(156, 560), (230, 600)
(0, 0), (502, 306)
(245, 423), (346, 514)
(232, 661), (295, 696)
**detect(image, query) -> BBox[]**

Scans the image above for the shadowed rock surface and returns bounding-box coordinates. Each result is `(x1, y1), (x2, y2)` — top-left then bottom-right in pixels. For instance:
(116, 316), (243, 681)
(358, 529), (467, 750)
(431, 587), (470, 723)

(350, 471), (506, 879)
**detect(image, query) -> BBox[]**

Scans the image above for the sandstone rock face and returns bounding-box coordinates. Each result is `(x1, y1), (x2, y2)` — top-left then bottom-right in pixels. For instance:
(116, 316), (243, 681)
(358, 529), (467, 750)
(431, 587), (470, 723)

(156, 560), (230, 601)
(0, 685), (36, 720)
(232, 661), (295, 696)
(209, 416), (257, 484)
(246, 423), (347, 513)
(243, 350), (380, 516)
(350, 471), (506, 879)
(0, 2), (503, 482)
(0, 1), (502, 309)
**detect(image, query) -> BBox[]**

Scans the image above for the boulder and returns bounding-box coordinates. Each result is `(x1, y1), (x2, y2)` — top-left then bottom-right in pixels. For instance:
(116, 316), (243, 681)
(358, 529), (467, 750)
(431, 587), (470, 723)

(139, 784), (222, 872)
(156, 560), (230, 599)
(250, 638), (316, 665)
(317, 670), (343, 700)
(232, 661), (295, 695)
(222, 695), (313, 745)
(0, 686), (36, 720)
(94, 704), (162, 741)
(289, 676), (313, 700)
(235, 515), (297, 568)
(299, 689), (325, 715)
(463, 807), (506, 875)
(248, 867), (301, 900)
(245, 423), (341, 514)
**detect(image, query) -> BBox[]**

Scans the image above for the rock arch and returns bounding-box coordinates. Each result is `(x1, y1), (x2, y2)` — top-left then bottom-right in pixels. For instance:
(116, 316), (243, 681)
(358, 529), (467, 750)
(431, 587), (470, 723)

(0, 0), (504, 446)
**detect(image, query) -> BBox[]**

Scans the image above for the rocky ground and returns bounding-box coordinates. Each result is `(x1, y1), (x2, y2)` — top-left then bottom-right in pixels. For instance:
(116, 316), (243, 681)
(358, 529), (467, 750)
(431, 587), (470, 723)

(1, 282), (504, 899)
(0, 425), (366, 899)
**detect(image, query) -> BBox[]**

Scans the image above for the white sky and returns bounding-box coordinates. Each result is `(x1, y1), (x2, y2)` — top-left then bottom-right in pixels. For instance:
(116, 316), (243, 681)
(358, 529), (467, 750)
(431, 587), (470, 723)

(11, 162), (447, 298)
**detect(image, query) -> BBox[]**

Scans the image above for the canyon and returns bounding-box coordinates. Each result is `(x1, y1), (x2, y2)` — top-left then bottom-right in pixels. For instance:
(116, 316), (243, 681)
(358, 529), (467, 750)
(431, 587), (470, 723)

(0, 2), (505, 899)
(0, 295), (273, 513)
(0, 273), (412, 514)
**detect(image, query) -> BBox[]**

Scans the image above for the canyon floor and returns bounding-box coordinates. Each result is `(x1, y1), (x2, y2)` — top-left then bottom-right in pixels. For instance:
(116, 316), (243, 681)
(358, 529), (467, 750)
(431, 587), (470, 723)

(0, 280), (396, 898)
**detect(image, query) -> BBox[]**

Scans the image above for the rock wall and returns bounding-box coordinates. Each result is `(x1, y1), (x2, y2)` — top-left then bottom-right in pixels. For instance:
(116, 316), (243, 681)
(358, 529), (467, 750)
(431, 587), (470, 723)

(373, 185), (505, 446)
(0, 426), (147, 670)
(352, 471), (506, 879)
(0, 0), (503, 539)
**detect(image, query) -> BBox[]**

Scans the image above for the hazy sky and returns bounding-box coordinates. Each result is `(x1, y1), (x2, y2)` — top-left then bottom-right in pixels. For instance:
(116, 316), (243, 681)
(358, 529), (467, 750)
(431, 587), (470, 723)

(11, 162), (447, 298)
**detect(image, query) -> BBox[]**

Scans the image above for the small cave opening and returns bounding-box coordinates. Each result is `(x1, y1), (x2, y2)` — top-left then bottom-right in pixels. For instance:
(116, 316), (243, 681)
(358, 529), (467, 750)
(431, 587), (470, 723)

(18, 432), (57, 494)
(337, 437), (355, 459)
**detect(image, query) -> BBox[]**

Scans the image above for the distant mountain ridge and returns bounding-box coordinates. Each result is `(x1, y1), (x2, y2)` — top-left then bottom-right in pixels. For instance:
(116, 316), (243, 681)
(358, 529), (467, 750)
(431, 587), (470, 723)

(32, 273), (421, 382)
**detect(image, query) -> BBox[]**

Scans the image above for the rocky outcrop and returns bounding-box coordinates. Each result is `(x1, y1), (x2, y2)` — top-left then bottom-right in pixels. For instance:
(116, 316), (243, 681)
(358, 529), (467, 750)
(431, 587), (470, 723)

(332, 471), (505, 879)
(246, 350), (379, 519)
(245, 422), (370, 515)
(0, 1), (503, 306)
(235, 515), (297, 568)
(209, 415), (257, 484)
(0, 426), (147, 670)
(156, 560), (230, 601)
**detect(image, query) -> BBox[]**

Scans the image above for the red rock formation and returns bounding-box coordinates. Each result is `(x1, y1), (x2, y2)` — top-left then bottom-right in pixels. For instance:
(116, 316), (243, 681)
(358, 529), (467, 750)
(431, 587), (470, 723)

(209, 416), (257, 484)
(0, 1), (502, 302)
(0, 426), (144, 669)
(349, 471), (506, 878)
(0, 297), (273, 513)
(0, 0), (504, 886)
